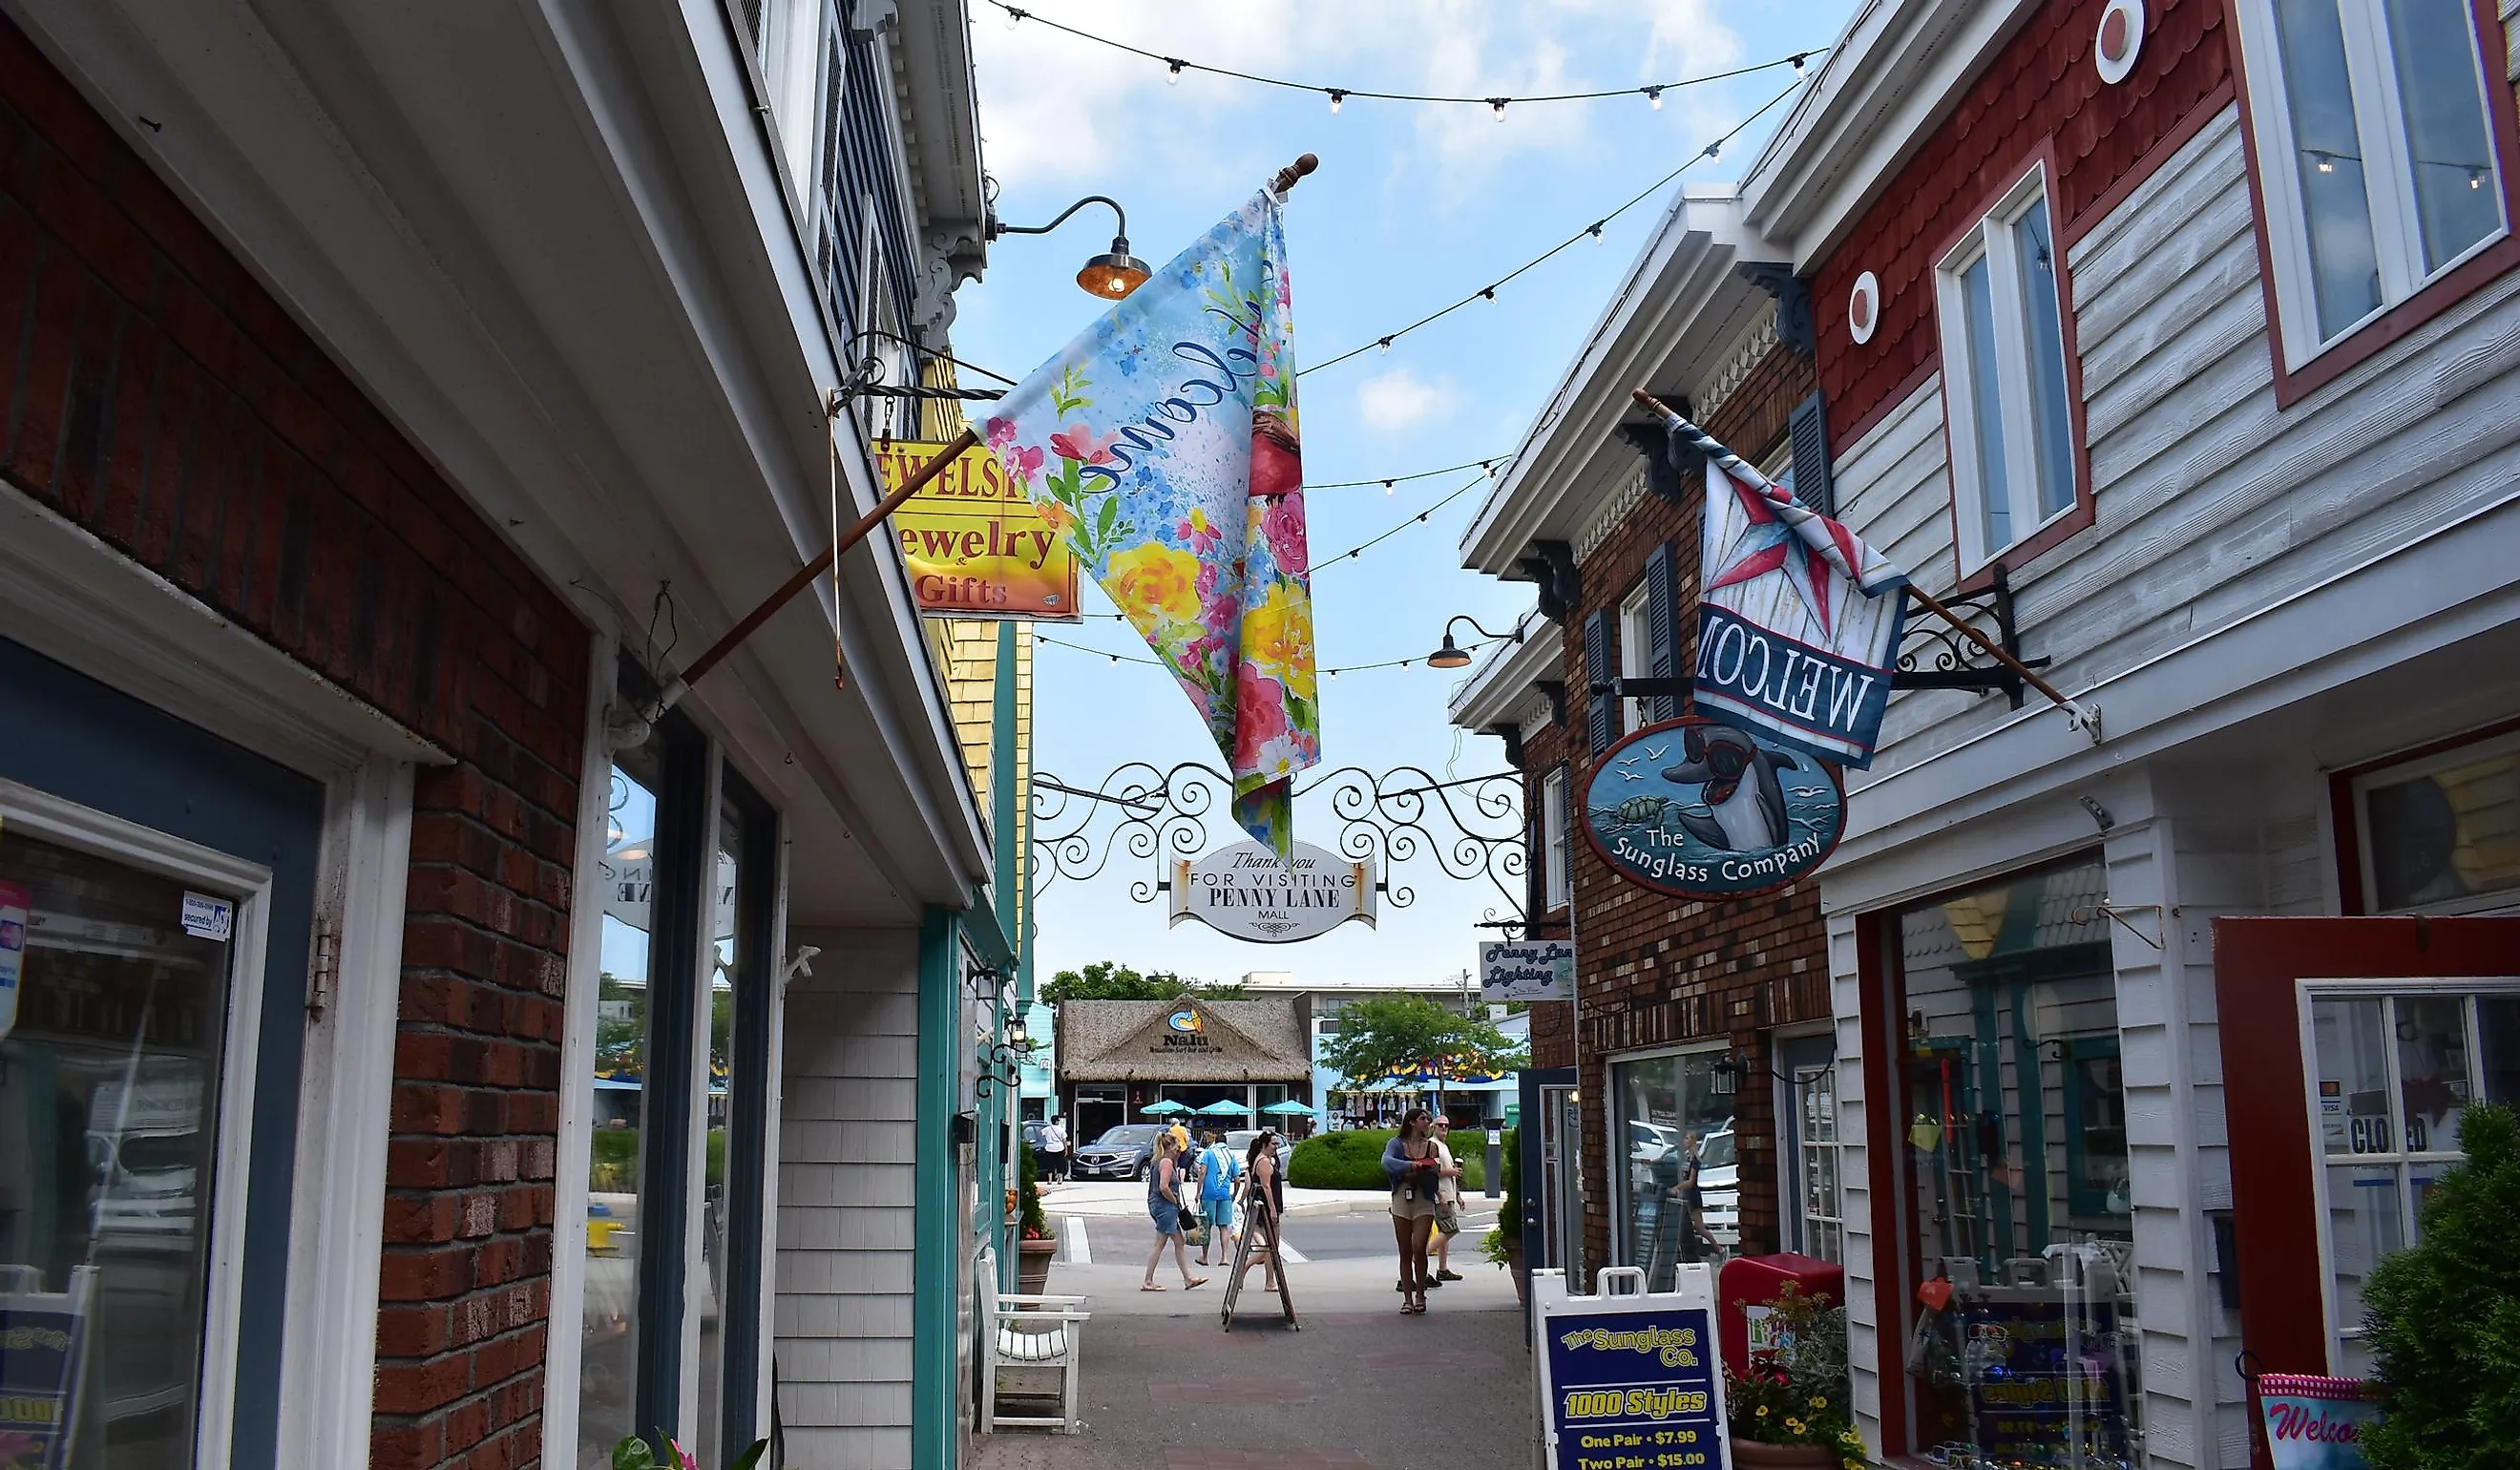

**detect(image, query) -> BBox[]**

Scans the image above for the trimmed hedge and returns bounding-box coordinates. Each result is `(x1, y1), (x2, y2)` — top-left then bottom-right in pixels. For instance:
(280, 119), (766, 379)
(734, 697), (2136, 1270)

(1287, 1126), (1493, 1192)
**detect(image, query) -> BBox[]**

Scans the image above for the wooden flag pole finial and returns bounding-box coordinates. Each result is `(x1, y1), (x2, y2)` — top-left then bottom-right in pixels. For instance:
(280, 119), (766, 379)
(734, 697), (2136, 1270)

(1629, 387), (2102, 743)
(1271, 153), (1320, 197)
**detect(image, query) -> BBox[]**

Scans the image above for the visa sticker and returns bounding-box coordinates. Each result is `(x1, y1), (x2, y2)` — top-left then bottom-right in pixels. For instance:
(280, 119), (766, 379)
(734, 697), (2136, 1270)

(180, 892), (234, 942)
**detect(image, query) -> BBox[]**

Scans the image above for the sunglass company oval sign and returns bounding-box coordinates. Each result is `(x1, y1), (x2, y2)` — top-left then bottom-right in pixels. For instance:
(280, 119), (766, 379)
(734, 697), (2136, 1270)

(1579, 717), (1846, 899)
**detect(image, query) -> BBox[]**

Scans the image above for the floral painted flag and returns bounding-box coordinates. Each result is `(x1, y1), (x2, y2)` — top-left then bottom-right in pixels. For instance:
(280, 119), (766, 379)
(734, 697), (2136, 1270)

(980, 188), (1316, 851)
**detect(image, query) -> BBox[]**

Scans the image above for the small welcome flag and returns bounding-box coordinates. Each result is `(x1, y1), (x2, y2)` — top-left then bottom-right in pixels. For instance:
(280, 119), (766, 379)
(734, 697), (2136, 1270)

(980, 188), (1316, 850)
(1634, 402), (1907, 767)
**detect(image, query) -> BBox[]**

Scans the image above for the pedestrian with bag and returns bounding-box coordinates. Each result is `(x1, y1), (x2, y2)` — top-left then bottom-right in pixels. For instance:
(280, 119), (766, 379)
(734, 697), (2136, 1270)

(1195, 1130), (1243, 1267)
(1428, 1117), (1466, 1286)
(1383, 1107), (1441, 1314)
(1040, 1117), (1068, 1184)
(1140, 1133), (1208, 1292)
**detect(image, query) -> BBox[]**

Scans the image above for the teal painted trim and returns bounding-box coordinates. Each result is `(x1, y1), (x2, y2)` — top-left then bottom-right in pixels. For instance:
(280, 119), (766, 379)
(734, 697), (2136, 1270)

(912, 907), (961, 1470)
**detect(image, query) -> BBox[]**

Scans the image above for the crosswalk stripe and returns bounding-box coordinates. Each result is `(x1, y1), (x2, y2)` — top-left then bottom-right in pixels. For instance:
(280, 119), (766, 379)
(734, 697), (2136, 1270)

(1276, 1240), (1309, 1264)
(1063, 1217), (1090, 1265)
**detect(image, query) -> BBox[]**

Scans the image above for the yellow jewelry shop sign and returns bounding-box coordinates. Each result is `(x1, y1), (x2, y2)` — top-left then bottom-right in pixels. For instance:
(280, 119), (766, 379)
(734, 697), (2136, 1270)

(874, 438), (1080, 620)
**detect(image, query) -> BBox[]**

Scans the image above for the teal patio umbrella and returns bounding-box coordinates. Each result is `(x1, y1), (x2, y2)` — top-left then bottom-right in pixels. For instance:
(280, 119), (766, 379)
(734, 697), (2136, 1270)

(1193, 1099), (1251, 1118)
(1141, 1099), (1189, 1116)
(1261, 1100), (1316, 1117)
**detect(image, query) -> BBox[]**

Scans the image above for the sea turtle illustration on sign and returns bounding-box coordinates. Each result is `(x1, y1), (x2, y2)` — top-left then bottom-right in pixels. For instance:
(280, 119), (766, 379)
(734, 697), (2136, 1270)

(1580, 717), (1846, 899)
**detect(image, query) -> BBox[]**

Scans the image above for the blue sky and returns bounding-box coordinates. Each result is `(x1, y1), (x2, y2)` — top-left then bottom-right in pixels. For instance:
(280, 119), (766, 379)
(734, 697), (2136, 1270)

(952, 0), (1858, 991)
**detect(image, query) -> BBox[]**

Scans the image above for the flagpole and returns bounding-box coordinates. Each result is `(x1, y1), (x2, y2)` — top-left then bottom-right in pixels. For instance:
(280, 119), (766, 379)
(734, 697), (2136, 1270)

(1629, 388), (2101, 739)
(619, 152), (1325, 740)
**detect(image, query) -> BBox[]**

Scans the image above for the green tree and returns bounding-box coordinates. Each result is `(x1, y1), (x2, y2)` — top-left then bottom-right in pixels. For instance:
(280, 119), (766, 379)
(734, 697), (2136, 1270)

(1040, 960), (1249, 1004)
(1316, 994), (1526, 1096)
(2361, 1102), (2520, 1468)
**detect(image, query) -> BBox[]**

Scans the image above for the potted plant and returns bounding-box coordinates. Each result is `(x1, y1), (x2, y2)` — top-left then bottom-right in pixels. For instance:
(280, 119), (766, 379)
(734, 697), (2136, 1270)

(612, 1434), (765, 1469)
(2360, 1102), (2520, 1467)
(1016, 1141), (1059, 1297)
(1723, 1284), (1867, 1469)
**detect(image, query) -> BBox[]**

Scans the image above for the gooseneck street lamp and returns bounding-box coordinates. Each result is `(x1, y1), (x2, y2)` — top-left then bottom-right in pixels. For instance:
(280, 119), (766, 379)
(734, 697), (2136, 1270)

(1426, 615), (1525, 670)
(990, 194), (1151, 299)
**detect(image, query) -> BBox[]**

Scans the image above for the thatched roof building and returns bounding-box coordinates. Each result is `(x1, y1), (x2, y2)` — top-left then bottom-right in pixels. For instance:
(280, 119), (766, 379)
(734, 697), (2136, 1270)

(1055, 998), (1312, 1082)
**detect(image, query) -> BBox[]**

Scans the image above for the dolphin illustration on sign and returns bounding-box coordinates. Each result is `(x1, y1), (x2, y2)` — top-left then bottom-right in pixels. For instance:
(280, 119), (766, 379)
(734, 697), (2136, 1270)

(1581, 717), (1845, 899)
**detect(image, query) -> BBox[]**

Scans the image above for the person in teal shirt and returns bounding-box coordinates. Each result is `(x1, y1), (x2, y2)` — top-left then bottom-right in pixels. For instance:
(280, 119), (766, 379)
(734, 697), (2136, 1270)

(1195, 1131), (1243, 1266)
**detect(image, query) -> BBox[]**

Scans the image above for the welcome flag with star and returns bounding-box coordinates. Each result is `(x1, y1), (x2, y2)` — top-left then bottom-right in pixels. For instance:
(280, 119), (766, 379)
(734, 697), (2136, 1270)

(978, 188), (1315, 851)
(1694, 454), (1908, 767)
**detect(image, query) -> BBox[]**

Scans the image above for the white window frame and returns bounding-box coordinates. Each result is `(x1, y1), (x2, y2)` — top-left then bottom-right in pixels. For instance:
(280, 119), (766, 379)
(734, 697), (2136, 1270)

(2297, 977), (2520, 1370)
(1541, 766), (1571, 912)
(1935, 161), (2079, 575)
(2350, 725), (2520, 916)
(1617, 582), (1653, 733)
(2232, 0), (2511, 370)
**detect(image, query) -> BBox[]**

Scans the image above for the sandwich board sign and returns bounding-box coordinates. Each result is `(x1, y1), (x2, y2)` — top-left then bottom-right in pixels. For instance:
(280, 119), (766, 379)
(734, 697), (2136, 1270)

(1532, 1265), (1732, 1470)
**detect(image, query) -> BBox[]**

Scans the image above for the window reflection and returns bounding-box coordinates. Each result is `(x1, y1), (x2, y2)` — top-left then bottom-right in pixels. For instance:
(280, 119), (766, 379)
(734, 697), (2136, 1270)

(1896, 859), (2141, 1464)
(696, 801), (744, 1468)
(582, 762), (659, 1465)
(0, 826), (235, 1468)
(1608, 1050), (1734, 1291)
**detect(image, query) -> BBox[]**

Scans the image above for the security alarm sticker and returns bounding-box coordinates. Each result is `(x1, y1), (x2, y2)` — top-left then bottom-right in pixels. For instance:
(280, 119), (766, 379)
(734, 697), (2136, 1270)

(179, 892), (233, 942)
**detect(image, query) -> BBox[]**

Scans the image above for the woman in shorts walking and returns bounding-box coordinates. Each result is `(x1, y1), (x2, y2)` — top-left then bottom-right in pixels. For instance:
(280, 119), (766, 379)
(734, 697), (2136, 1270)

(1383, 1108), (1441, 1313)
(1140, 1133), (1208, 1292)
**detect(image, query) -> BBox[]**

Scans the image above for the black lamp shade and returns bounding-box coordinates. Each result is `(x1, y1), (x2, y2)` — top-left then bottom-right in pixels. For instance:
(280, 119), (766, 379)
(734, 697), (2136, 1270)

(1428, 633), (1472, 669)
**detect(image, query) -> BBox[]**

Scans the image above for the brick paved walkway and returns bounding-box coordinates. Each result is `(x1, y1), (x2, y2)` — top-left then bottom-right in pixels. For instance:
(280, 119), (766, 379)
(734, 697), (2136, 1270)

(968, 1253), (1535, 1470)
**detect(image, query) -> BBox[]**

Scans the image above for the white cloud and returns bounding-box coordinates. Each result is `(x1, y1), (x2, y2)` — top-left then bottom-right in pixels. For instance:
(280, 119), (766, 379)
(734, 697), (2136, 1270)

(1354, 368), (1458, 430)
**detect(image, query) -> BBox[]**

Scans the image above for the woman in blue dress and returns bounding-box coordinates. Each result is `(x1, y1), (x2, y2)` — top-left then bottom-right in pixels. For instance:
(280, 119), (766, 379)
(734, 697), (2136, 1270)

(1140, 1132), (1208, 1292)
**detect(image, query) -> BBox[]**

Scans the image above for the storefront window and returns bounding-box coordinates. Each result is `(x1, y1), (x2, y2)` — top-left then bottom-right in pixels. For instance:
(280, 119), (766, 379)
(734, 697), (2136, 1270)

(1894, 857), (2141, 1463)
(1778, 1035), (1844, 1264)
(2306, 983), (2520, 1375)
(2354, 729), (2520, 914)
(582, 757), (661, 1460)
(0, 826), (235, 1468)
(695, 800), (741, 1467)
(1608, 1048), (1733, 1290)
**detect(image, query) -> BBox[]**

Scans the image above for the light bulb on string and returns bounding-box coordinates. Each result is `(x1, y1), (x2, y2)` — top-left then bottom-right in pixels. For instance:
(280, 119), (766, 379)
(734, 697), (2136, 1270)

(1645, 86), (1665, 111)
(1328, 89), (1346, 115)
(1480, 286), (1497, 303)
(1791, 52), (1807, 72)
(1383, 480), (1395, 495)
(1166, 59), (1184, 84)
(1378, 336), (1393, 353)
(1588, 220), (1606, 244)
(1489, 98), (1507, 121)
(1705, 140), (1721, 159)
(1003, 4), (1023, 28)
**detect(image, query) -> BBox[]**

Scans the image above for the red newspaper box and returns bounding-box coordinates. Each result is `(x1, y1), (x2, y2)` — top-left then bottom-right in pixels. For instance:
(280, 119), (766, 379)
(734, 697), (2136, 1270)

(1719, 1252), (1843, 1376)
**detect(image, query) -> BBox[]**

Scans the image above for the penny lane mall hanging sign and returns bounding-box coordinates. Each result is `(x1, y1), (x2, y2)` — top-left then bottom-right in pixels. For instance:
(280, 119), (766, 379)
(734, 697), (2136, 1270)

(1580, 717), (1846, 900)
(1170, 840), (1376, 944)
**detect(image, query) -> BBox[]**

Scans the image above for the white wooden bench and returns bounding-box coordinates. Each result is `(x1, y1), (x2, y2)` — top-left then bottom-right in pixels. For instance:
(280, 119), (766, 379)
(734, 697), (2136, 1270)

(976, 1249), (1091, 1434)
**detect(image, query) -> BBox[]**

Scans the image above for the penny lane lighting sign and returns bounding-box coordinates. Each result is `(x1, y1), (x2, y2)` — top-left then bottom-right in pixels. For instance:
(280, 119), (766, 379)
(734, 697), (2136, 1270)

(1481, 939), (1573, 1003)
(1533, 1266), (1732, 1470)
(1169, 840), (1376, 944)
(1580, 717), (1845, 900)
(874, 437), (1082, 620)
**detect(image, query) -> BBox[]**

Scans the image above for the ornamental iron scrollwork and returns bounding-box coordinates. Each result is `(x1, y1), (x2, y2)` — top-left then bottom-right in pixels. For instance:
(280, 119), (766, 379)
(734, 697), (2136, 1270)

(1889, 563), (2050, 708)
(1028, 763), (1527, 918)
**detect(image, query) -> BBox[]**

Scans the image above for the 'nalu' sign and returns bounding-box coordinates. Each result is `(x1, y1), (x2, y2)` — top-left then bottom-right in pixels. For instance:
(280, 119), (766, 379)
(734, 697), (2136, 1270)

(1579, 717), (1846, 899)
(1169, 840), (1376, 943)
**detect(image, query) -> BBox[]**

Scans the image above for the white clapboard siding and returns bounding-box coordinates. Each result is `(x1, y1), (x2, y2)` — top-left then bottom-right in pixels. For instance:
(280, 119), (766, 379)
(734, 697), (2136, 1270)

(1831, 102), (2520, 788)
(776, 926), (921, 1470)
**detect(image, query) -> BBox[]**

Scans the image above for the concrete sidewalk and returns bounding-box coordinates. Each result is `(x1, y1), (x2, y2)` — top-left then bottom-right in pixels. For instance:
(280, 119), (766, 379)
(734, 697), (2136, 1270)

(1039, 1180), (1398, 1221)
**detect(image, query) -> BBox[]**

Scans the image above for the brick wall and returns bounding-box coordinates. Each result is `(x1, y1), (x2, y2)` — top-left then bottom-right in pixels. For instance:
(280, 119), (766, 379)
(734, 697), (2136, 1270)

(1521, 339), (1833, 1274)
(0, 21), (588, 1468)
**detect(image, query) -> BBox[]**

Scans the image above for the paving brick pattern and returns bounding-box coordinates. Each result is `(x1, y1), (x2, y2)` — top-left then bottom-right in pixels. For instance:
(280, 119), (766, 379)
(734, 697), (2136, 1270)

(0, 20), (587, 1468)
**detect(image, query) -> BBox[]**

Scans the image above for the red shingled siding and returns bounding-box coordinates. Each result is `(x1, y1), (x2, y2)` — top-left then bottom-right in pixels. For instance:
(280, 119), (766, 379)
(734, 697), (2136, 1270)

(0, 21), (586, 1470)
(1529, 342), (1834, 1277)
(1812, 0), (2235, 451)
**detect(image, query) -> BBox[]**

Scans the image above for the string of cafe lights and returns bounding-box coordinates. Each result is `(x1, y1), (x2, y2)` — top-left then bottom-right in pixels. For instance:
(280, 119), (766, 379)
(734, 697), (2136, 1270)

(1300, 71), (1816, 375)
(1038, 632), (1500, 676)
(983, 0), (1816, 115)
(1066, 465), (1499, 624)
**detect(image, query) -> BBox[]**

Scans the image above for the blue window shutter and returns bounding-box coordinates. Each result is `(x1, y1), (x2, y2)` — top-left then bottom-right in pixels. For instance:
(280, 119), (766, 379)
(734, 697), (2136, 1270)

(1645, 542), (1679, 723)
(1583, 609), (1615, 755)
(1790, 390), (1835, 516)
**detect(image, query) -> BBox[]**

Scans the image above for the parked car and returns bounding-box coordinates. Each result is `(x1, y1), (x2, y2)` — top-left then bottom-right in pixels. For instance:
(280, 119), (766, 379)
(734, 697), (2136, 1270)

(1696, 1126), (1739, 1248)
(1069, 1124), (1165, 1181)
